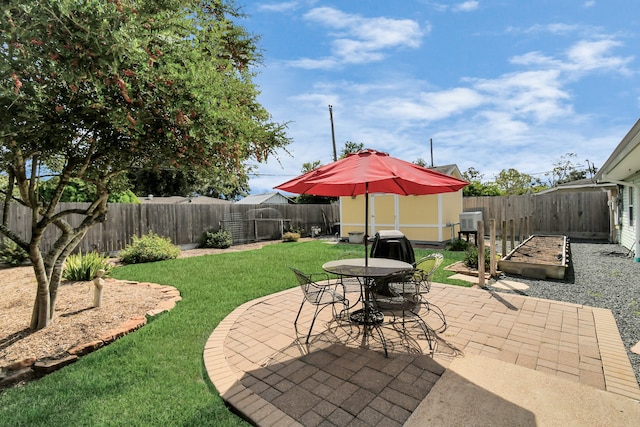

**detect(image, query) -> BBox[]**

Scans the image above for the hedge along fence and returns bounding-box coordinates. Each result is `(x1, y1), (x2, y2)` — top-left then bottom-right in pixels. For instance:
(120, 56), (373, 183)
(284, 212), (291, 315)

(0, 202), (340, 254)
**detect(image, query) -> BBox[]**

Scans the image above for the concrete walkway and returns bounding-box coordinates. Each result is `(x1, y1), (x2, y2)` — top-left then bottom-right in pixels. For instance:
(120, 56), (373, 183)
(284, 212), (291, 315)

(204, 282), (640, 426)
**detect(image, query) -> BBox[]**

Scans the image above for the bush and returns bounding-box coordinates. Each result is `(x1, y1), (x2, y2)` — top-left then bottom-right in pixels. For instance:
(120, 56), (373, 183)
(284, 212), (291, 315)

(119, 231), (181, 264)
(463, 246), (491, 270)
(284, 225), (304, 237)
(0, 238), (29, 266)
(282, 232), (300, 242)
(63, 251), (113, 281)
(200, 229), (232, 249)
(445, 238), (469, 252)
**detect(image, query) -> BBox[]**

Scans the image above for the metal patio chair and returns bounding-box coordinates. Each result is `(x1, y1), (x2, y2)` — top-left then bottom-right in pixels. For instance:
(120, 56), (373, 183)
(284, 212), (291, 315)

(386, 253), (442, 295)
(333, 251), (366, 306)
(413, 253), (444, 293)
(291, 268), (350, 343)
(387, 253), (447, 333)
(370, 269), (436, 352)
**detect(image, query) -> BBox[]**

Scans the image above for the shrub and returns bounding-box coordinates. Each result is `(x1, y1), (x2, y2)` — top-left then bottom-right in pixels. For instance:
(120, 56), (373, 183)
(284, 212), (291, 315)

(63, 251), (113, 281)
(445, 238), (469, 252)
(200, 229), (232, 249)
(282, 232), (300, 242)
(463, 246), (491, 270)
(119, 231), (181, 264)
(0, 238), (29, 266)
(284, 225), (304, 237)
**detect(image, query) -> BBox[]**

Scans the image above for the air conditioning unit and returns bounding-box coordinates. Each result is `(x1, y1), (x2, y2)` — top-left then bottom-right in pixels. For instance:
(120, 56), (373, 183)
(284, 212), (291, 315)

(460, 212), (483, 232)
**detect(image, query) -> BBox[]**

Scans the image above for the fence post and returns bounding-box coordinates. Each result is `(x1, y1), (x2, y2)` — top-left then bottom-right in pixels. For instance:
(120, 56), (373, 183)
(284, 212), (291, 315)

(489, 219), (496, 277)
(529, 215), (534, 236)
(477, 220), (485, 288)
(509, 219), (515, 251)
(501, 220), (507, 256)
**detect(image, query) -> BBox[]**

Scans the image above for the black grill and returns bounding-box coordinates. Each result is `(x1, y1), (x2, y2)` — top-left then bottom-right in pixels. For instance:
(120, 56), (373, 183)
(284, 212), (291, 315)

(370, 230), (415, 265)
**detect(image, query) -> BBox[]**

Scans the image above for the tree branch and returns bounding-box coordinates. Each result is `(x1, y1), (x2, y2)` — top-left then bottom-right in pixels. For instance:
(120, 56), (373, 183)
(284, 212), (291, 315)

(0, 224), (29, 250)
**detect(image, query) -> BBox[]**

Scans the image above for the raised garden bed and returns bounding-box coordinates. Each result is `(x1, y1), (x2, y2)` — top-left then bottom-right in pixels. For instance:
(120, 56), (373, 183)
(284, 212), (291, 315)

(498, 234), (569, 280)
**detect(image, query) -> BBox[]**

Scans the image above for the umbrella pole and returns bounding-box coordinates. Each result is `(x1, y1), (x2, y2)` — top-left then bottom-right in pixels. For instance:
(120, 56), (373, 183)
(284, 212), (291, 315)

(365, 183), (369, 267)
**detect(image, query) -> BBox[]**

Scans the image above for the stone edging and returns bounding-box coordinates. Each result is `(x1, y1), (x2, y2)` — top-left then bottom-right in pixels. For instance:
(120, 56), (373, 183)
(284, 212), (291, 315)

(0, 281), (181, 389)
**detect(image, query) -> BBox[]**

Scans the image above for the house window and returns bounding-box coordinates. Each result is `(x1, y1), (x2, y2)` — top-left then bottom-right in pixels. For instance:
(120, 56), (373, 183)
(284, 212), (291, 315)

(630, 187), (635, 226)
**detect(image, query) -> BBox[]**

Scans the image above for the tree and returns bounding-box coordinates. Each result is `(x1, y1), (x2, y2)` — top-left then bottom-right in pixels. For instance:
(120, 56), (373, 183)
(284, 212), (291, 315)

(413, 158), (428, 167)
(0, 0), (290, 329)
(127, 167), (249, 200)
(301, 161), (322, 173)
(339, 141), (363, 159)
(39, 177), (140, 203)
(494, 168), (541, 195)
(546, 153), (586, 186)
(461, 167), (503, 196)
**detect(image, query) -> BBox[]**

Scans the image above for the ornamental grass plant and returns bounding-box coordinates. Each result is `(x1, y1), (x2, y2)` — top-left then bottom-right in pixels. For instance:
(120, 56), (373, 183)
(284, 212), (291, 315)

(0, 240), (467, 426)
(62, 251), (113, 281)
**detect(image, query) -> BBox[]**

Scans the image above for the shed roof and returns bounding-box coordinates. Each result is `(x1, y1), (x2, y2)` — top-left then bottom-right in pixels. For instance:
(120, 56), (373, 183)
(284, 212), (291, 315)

(536, 178), (615, 195)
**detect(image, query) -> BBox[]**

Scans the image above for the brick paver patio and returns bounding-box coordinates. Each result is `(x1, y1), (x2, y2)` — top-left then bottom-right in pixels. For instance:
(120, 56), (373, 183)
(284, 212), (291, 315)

(204, 282), (640, 426)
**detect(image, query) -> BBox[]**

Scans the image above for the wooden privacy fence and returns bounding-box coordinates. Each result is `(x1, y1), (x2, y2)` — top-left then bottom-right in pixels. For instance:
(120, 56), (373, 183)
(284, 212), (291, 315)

(0, 202), (339, 254)
(1, 191), (609, 254)
(463, 191), (610, 241)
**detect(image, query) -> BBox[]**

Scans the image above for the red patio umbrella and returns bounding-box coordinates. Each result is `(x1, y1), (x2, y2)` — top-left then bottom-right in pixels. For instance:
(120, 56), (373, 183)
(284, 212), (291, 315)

(275, 149), (468, 264)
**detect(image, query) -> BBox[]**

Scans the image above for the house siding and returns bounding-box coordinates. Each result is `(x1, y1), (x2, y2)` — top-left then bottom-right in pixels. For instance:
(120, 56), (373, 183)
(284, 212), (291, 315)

(339, 191), (463, 243)
(620, 179), (639, 252)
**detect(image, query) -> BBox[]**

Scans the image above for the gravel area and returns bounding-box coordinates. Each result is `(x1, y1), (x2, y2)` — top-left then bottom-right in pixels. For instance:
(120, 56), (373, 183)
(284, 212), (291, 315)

(489, 241), (640, 386)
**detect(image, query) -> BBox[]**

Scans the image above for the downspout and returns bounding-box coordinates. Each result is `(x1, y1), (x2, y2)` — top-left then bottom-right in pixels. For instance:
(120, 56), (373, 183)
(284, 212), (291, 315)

(601, 174), (640, 262)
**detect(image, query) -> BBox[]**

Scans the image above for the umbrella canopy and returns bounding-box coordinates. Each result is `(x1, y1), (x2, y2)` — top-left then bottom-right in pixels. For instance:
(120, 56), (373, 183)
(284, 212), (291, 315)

(275, 149), (468, 197)
(275, 149), (468, 264)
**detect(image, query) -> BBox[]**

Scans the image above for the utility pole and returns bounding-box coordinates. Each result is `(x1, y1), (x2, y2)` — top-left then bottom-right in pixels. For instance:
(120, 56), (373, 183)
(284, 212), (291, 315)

(430, 138), (434, 167)
(329, 105), (337, 161)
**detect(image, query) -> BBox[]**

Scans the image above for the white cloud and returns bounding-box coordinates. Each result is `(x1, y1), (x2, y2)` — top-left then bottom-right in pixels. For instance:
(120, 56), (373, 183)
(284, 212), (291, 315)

(564, 39), (633, 75)
(453, 1), (479, 12)
(257, 2), (299, 12)
(471, 70), (572, 123)
(288, 7), (426, 69)
(287, 57), (340, 70)
(584, 1), (596, 7)
(512, 38), (633, 77)
(364, 88), (485, 123)
(289, 91), (340, 108)
(431, 1), (479, 13)
(510, 51), (561, 67)
(509, 23), (582, 35)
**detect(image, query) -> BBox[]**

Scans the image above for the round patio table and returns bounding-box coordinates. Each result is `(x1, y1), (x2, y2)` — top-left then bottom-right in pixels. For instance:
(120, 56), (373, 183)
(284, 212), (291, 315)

(322, 257), (414, 356)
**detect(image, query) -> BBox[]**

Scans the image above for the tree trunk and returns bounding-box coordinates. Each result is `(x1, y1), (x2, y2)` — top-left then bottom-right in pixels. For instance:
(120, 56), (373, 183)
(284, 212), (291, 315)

(30, 254), (52, 330)
(48, 250), (71, 319)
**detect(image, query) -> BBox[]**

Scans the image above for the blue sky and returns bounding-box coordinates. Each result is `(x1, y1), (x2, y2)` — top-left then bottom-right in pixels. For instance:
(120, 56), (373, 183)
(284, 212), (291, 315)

(240, 1), (639, 194)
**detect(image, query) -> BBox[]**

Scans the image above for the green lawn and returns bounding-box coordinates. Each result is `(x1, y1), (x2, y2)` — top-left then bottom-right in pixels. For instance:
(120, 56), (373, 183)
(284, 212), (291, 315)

(0, 241), (467, 426)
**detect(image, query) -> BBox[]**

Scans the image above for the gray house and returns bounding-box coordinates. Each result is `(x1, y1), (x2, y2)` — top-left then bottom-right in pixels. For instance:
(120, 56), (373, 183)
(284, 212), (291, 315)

(595, 119), (640, 262)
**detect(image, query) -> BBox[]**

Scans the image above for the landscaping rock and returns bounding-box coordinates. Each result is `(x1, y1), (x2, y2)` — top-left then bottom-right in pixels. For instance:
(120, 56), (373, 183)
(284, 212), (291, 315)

(68, 340), (104, 356)
(0, 367), (34, 388)
(6, 357), (36, 370)
(33, 354), (79, 374)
